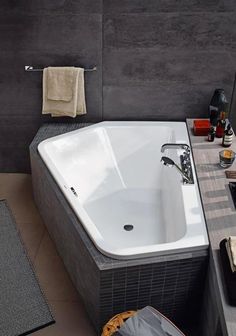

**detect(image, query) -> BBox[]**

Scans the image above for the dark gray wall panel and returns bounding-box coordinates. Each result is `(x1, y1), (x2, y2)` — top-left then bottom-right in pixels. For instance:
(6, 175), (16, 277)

(103, 0), (236, 13)
(0, 0), (102, 14)
(0, 116), (40, 146)
(0, 116), (41, 172)
(0, 53), (42, 116)
(103, 50), (234, 86)
(4, 15), (102, 55)
(0, 146), (31, 172)
(103, 84), (232, 121)
(103, 11), (236, 121)
(103, 14), (236, 50)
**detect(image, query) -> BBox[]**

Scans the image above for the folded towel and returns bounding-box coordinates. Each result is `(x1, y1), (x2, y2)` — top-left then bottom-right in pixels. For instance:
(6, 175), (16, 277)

(226, 236), (236, 273)
(47, 66), (74, 102)
(42, 67), (87, 118)
(76, 68), (86, 116)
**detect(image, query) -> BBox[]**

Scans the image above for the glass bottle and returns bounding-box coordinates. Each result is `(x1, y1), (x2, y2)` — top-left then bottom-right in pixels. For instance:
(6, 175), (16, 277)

(208, 126), (215, 142)
(222, 123), (233, 147)
(209, 89), (227, 127)
(216, 111), (226, 138)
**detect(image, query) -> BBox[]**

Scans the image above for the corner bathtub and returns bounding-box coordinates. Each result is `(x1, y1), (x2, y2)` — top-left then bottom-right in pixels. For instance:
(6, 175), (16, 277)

(38, 121), (208, 259)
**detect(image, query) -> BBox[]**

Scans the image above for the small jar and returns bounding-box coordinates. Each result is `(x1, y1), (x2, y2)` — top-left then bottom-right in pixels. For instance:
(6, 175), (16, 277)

(219, 150), (235, 168)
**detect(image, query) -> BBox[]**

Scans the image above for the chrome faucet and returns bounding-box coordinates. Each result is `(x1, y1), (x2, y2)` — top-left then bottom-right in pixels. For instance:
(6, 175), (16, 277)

(160, 143), (194, 184)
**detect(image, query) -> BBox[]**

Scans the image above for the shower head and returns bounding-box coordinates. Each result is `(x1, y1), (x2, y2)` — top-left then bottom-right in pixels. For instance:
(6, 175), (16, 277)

(161, 156), (175, 167)
(161, 155), (192, 183)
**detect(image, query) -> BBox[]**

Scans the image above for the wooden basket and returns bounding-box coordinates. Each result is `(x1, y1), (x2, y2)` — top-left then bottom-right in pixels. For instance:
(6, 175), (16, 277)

(101, 310), (136, 336)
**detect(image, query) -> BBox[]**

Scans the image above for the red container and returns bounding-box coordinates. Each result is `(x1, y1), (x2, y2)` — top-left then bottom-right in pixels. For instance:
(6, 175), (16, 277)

(193, 119), (211, 136)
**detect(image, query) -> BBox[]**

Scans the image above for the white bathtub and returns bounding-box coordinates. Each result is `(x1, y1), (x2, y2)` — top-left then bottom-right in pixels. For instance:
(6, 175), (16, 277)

(38, 121), (208, 259)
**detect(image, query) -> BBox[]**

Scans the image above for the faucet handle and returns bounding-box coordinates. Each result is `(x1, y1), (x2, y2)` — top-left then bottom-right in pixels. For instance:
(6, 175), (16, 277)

(183, 152), (190, 161)
(183, 148), (191, 160)
(180, 154), (194, 184)
(183, 146), (190, 154)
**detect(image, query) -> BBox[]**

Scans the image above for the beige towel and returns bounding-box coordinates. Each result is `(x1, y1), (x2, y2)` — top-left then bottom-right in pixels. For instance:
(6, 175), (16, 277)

(42, 67), (87, 118)
(47, 66), (74, 102)
(226, 236), (236, 272)
(75, 68), (86, 116)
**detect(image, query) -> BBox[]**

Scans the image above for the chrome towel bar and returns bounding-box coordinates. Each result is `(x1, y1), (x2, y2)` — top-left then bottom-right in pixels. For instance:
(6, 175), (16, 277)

(24, 65), (97, 72)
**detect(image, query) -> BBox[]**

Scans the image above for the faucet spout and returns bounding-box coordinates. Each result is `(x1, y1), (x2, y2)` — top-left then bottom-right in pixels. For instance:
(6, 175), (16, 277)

(161, 143), (190, 153)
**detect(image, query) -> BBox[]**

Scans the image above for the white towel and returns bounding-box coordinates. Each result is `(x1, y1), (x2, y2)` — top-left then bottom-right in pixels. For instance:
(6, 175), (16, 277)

(42, 67), (87, 118)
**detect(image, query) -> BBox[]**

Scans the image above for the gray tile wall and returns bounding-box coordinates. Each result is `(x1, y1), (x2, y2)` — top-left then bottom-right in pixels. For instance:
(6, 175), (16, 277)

(1, 1), (236, 171)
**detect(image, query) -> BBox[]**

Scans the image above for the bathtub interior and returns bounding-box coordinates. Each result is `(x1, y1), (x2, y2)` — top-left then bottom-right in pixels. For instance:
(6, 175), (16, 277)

(39, 124), (187, 249)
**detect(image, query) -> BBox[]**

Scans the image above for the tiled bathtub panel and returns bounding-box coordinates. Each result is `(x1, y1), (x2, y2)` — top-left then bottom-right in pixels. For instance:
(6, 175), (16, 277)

(100, 256), (208, 330)
(30, 153), (101, 330)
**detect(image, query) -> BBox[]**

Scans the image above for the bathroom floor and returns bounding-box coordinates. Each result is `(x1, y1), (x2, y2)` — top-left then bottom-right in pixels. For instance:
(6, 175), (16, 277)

(0, 174), (96, 336)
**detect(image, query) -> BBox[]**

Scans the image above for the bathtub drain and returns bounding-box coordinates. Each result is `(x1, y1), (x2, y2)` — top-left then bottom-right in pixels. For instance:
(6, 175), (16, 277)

(124, 224), (134, 231)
